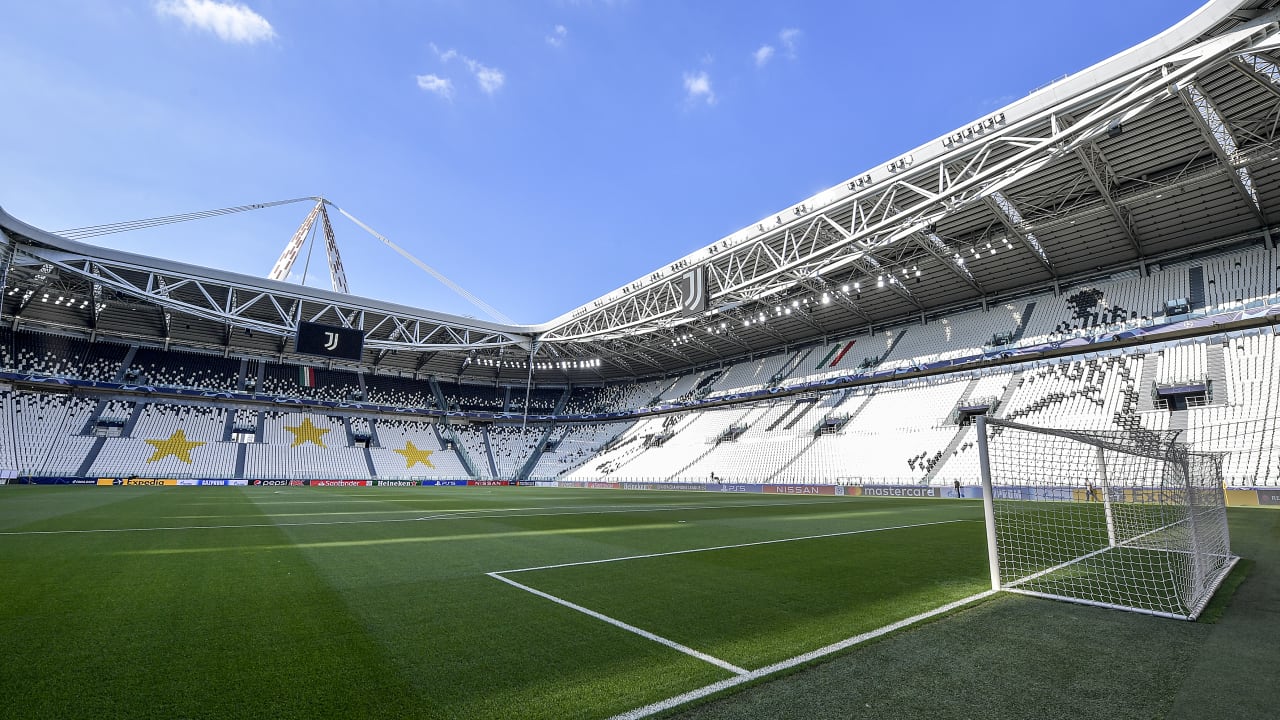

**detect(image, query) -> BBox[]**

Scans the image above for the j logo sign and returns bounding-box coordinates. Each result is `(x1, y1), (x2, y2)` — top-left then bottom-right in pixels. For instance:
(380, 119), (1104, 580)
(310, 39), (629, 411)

(295, 321), (364, 360)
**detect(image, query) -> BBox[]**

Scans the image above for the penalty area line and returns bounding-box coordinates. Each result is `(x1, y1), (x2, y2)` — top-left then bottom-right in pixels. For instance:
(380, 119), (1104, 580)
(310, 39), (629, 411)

(494, 518), (975, 575)
(484, 519), (978, 680)
(606, 589), (997, 720)
(487, 571), (748, 676)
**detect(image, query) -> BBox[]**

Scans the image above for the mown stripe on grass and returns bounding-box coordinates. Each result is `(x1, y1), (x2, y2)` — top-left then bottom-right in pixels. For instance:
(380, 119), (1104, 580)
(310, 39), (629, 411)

(0, 498), (904, 536)
(0, 489), (426, 719)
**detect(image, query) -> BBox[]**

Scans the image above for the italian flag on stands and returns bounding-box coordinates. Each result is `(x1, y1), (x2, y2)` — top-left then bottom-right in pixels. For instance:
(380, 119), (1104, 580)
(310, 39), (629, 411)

(299, 367), (316, 388)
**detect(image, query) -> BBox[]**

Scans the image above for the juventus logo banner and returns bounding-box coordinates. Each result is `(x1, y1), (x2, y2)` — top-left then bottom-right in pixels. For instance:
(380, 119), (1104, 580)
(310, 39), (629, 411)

(679, 267), (708, 317)
(295, 321), (365, 361)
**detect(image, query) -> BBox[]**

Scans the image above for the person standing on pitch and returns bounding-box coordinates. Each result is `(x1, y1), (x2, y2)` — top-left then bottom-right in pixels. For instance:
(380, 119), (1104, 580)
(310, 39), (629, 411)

(954, 479), (963, 499)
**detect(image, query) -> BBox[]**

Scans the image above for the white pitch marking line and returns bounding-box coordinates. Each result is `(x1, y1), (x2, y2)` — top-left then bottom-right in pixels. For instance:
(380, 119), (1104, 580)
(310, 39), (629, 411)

(494, 519), (973, 575)
(0, 498), (912, 536)
(607, 589), (998, 720)
(487, 571), (749, 676)
(485, 519), (977, 678)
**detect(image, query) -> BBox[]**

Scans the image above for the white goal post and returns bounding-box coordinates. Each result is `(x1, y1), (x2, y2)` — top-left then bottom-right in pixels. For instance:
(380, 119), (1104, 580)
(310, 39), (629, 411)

(974, 416), (1237, 620)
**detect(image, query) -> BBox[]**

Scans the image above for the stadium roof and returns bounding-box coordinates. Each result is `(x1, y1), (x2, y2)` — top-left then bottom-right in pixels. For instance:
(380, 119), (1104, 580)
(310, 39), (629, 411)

(4, 0), (1280, 383)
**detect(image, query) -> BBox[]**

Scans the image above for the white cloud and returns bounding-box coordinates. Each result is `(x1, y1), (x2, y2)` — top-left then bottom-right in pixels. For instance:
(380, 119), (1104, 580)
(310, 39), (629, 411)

(467, 61), (505, 94)
(756, 28), (801, 69)
(416, 74), (454, 100)
(754, 45), (775, 67)
(683, 70), (715, 105)
(153, 0), (276, 44)
(431, 44), (506, 96)
(779, 28), (801, 58)
(434, 45), (458, 63)
(546, 25), (568, 48)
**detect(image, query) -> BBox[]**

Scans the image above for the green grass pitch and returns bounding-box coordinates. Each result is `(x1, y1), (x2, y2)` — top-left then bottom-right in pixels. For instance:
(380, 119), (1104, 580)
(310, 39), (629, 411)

(0, 486), (1274, 719)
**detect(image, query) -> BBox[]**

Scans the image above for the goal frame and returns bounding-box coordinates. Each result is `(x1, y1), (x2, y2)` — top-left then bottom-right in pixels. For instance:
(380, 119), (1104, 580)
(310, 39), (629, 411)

(975, 415), (1238, 621)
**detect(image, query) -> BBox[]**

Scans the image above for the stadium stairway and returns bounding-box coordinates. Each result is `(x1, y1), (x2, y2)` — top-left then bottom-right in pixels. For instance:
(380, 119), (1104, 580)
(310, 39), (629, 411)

(782, 397), (821, 430)
(651, 377), (680, 405)
(766, 389), (879, 481)
(668, 405), (767, 479)
(835, 388), (878, 425)
(945, 376), (984, 421)
(766, 400), (807, 431)
(607, 413), (702, 476)
(514, 394), (568, 480)
(770, 348), (810, 386)
(361, 447), (378, 477)
(113, 345), (138, 383)
(1189, 266), (1206, 311)
(925, 423), (974, 483)
(436, 423), (478, 479)
(80, 399), (110, 435)
(1011, 302), (1036, 343)
(234, 443), (247, 478)
(832, 388), (861, 409)
(429, 377), (449, 411)
(220, 408), (237, 441)
(765, 437), (816, 482)
(553, 387), (572, 415)
(75, 437), (106, 477)
(234, 358), (249, 391)
(992, 371), (1024, 418)
(120, 402), (146, 437)
(1136, 353), (1160, 411)
(875, 329), (910, 367)
(1207, 342), (1230, 404)
(481, 427), (498, 477)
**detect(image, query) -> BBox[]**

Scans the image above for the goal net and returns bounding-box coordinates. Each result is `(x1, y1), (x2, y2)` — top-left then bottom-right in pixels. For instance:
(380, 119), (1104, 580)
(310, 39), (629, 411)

(975, 417), (1236, 620)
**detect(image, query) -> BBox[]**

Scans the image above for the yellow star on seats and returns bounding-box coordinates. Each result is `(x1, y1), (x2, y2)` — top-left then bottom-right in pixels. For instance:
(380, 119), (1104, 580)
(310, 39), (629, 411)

(284, 418), (330, 448)
(394, 441), (435, 469)
(144, 429), (206, 464)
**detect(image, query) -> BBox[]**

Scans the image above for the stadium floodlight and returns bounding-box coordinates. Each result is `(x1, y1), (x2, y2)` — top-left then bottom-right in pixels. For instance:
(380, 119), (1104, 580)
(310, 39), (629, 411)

(975, 417), (1237, 620)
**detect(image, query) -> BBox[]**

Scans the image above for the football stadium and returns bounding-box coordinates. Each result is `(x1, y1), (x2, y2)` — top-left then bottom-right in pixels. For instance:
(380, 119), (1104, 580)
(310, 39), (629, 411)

(3, 1), (1280, 718)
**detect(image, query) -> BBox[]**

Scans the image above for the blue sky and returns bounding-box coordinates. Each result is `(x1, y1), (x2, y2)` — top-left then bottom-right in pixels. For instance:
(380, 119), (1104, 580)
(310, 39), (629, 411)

(0, 0), (1207, 325)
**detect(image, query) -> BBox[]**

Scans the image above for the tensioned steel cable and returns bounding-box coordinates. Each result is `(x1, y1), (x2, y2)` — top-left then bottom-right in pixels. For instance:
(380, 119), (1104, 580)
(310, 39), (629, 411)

(53, 197), (317, 240)
(50, 196), (517, 326)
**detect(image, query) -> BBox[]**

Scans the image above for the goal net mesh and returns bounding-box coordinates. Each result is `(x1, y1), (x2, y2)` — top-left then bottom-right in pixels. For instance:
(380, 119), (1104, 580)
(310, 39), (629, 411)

(980, 418), (1235, 620)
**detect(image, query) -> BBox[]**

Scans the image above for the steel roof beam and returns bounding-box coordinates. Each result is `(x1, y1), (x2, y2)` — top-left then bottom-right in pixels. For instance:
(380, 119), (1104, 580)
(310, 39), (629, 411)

(912, 232), (986, 295)
(983, 191), (1058, 279)
(1230, 53), (1280, 101)
(1180, 81), (1269, 225)
(1058, 109), (1147, 260)
(541, 13), (1280, 343)
(15, 245), (528, 351)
